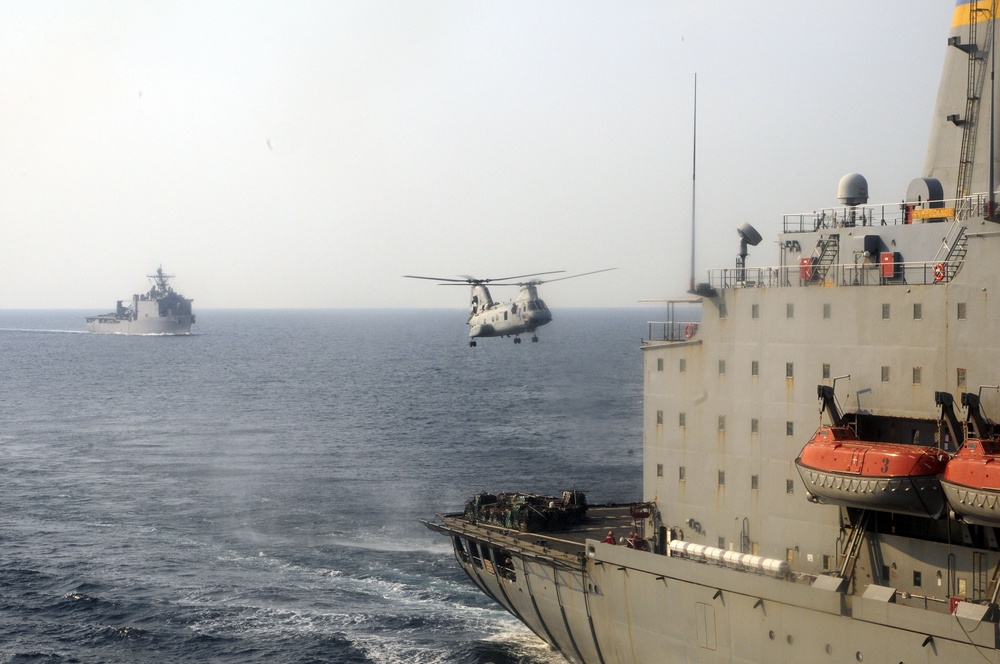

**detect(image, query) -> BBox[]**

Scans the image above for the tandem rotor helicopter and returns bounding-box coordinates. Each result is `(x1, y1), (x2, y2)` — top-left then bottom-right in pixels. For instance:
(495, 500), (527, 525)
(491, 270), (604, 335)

(404, 269), (616, 346)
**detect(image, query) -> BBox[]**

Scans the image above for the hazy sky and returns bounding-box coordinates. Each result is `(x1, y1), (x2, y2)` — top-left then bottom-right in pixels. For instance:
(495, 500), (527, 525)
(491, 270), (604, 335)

(0, 1), (953, 309)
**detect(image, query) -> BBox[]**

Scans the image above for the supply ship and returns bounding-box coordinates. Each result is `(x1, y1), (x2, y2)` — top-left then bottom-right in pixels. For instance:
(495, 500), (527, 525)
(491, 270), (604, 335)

(424, 2), (1000, 661)
(86, 266), (194, 335)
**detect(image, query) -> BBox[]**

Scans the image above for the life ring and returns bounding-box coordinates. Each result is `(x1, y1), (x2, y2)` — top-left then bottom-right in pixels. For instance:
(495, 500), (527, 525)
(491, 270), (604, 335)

(684, 323), (694, 339)
(933, 263), (945, 282)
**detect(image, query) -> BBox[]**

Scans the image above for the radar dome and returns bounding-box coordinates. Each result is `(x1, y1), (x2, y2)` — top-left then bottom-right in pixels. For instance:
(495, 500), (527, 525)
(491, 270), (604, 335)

(838, 173), (869, 206)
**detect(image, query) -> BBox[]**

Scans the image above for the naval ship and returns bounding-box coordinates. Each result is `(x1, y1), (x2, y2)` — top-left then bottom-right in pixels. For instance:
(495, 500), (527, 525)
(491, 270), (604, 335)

(423, 2), (1000, 661)
(86, 266), (195, 335)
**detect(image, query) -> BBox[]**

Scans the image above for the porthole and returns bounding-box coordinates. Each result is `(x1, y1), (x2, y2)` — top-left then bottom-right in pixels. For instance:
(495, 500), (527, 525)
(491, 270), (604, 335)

(768, 630), (775, 640)
(825, 644), (832, 654)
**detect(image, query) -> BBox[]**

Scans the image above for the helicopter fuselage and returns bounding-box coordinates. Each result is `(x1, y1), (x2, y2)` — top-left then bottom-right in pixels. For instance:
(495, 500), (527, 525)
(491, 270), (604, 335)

(468, 284), (551, 339)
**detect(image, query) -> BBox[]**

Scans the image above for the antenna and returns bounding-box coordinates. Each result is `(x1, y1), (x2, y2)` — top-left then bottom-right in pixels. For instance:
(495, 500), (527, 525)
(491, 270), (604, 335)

(990, 0), (997, 220)
(689, 73), (697, 292)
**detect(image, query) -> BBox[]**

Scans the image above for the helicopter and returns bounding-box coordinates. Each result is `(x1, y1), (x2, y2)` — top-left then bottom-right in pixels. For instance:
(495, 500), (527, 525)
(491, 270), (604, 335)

(404, 269), (616, 346)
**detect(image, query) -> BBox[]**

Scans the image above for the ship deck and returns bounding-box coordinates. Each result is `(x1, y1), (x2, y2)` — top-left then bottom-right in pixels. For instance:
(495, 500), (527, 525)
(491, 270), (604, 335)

(424, 504), (639, 566)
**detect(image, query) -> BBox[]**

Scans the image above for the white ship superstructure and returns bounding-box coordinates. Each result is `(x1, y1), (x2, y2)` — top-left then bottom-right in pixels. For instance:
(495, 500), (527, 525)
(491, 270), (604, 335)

(425, 2), (1000, 662)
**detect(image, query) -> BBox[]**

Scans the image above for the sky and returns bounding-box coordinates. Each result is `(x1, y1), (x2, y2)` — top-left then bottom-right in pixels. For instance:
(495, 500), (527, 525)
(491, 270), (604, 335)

(0, 1), (954, 309)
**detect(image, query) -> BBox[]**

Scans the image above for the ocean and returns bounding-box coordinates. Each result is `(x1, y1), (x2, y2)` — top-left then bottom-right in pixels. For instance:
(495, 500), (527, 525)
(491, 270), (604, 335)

(0, 308), (646, 663)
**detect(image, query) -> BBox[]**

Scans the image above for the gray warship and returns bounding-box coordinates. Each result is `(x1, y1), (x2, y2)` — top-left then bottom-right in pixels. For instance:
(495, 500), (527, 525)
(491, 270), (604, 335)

(423, 2), (1000, 661)
(86, 266), (195, 335)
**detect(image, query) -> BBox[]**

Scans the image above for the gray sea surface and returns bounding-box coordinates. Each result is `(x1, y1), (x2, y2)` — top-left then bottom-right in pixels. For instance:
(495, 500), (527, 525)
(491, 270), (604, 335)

(0, 308), (646, 663)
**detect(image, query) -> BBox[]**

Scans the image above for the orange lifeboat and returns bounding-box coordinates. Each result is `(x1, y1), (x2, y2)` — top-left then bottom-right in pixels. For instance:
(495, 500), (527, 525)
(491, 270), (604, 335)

(941, 438), (1000, 526)
(795, 426), (949, 518)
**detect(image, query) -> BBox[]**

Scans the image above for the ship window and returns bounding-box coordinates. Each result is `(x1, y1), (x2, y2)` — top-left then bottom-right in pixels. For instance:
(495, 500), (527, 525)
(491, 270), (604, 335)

(718, 536), (725, 549)
(823, 363), (831, 379)
(657, 358), (663, 372)
(656, 410), (663, 425)
(958, 368), (967, 388)
(468, 541), (484, 568)
(823, 554), (832, 570)
(751, 418), (759, 434)
(719, 359), (726, 375)
(657, 463), (663, 477)
(751, 474), (759, 490)
(881, 366), (890, 382)
(680, 358), (687, 373)
(718, 416), (725, 431)
(752, 304), (759, 319)
(718, 470), (725, 486)
(786, 548), (795, 562)
(958, 302), (967, 320)
(913, 367), (922, 385)
(786, 421), (794, 436)
(786, 479), (794, 494)
(454, 537), (470, 563)
(881, 303), (890, 320)
(751, 360), (759, 376)
(913, 303), (922, 320)
(881, 565), (890, 582)
(823, 303), (831, 319)
(679, 466), (686, 481)
(786, 303), (794, 319)
(958, 578), (967, 596)
(913, 571), (922, 587)
(679, 412), (686, 427)
(786, 362), (794, 378)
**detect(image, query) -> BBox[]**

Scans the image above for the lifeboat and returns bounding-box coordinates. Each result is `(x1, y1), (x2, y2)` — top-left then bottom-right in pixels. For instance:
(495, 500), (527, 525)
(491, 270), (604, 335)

(941, 438), (1000, 526)
(795, 426), (949, 518)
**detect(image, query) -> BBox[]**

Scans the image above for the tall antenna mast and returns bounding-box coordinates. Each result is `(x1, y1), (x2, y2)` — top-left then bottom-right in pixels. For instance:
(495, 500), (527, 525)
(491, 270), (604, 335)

(990, 0), (997, 220)
(689, 73), (697, 291)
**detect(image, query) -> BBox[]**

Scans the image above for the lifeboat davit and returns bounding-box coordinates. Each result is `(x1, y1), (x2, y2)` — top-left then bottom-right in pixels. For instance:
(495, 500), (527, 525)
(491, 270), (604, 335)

(795, 426), (949, 518)
(941, 438), (1000, 526)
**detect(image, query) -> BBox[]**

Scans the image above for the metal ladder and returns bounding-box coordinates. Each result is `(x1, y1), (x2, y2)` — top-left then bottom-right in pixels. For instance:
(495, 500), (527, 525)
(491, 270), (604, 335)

(955, 1), (994, 199)
(809, 234), (839, 284)
(932, 224), (968, 281)
(838, 509), (871, 582)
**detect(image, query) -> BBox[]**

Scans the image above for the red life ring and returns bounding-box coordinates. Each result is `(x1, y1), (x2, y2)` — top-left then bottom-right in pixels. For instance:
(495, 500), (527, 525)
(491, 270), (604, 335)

(933, 263), (945, 282)
(684, 323), (694, 339)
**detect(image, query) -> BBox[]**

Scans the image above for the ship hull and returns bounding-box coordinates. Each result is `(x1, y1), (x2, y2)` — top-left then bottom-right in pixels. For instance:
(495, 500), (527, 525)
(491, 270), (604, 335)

(86, 316), (193, 335)
(433, 520), (999, 663)
(794, 461), (947, 518)
(941, 479), (1000, 527)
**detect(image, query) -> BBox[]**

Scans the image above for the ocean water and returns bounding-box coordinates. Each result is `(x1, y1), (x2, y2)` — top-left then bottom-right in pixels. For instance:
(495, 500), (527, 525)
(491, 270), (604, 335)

(0, 308), (645, 664)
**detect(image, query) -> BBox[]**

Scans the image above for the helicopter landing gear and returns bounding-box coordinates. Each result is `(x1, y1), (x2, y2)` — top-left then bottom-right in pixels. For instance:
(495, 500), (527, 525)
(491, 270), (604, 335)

(514, 337), (522, 344)
(469, 340), (477, 347)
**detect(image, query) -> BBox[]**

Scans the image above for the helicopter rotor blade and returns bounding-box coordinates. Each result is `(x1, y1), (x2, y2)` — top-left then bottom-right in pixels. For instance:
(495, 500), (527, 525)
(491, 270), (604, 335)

(402, 275), (474, 283)
(536, 267), (617, 284)
(511, 268), (618, 286)
(403, 270), (567, 286)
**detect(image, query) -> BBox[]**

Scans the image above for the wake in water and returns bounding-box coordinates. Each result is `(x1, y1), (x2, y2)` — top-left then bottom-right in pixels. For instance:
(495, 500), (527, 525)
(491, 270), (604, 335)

(0, 308), (645, 662)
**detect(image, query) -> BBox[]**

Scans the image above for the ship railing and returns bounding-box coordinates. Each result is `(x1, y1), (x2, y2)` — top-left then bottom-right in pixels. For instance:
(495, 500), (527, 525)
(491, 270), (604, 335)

(644, 320), (700, 343)
(781, 194), (993, 233)
(709, 259), (963, 290)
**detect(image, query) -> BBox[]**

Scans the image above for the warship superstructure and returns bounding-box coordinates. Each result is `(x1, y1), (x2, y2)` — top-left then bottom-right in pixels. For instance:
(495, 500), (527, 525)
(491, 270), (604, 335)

(86, 266), (194, 335)
(424, 2), (1000, 661)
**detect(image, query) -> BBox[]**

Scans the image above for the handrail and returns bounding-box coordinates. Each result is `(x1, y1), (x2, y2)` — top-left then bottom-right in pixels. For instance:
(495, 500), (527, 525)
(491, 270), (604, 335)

(708, 260), (963, 290)
(782, 193), (995, 233)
